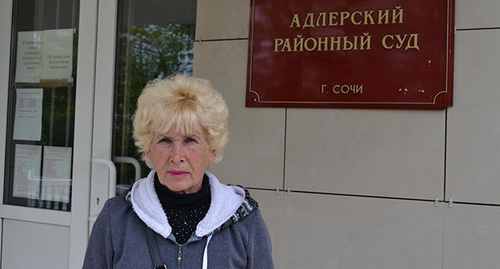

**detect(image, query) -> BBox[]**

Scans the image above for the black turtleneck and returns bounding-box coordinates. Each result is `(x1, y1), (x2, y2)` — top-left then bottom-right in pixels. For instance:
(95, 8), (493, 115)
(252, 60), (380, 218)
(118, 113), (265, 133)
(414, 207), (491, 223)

(154, 173), (211, 244)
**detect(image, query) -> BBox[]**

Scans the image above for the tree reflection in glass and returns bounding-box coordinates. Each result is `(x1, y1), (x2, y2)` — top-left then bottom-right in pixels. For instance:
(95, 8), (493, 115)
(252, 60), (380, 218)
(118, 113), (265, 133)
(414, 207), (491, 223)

(114, 23), (196, 193)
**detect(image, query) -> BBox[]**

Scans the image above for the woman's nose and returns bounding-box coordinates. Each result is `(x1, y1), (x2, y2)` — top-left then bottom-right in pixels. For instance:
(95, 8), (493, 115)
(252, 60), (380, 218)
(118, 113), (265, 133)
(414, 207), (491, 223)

(170, 143), (185, 163)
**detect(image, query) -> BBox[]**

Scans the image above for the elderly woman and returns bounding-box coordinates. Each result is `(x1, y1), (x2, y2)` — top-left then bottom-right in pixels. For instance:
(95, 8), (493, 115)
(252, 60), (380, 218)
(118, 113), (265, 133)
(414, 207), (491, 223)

(83, 75), (274, 268)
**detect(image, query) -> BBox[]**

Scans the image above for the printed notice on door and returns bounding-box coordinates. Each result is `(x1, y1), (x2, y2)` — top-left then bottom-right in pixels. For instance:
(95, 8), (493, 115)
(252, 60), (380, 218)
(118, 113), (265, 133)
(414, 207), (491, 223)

(13, 88), (43, 141)
(15, 31), (44, 83)
(15, 29), (74, 83)
(42, 29), (74, 81)
(42, 146), (72, 203)
(13, 144), (42, 199)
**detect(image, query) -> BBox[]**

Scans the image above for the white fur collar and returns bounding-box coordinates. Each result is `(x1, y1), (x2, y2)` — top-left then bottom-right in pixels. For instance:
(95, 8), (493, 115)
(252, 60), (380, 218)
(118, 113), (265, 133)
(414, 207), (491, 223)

(130, 170), (245, 239)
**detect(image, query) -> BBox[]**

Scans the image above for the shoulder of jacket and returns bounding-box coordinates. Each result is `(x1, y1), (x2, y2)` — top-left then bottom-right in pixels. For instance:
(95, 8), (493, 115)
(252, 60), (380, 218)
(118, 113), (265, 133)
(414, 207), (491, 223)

(208, 186), (260, 234)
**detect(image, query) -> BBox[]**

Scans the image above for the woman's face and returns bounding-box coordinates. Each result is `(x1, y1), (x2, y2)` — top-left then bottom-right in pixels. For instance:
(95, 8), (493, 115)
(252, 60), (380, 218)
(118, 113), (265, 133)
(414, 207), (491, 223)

(147, 128), (215, 194)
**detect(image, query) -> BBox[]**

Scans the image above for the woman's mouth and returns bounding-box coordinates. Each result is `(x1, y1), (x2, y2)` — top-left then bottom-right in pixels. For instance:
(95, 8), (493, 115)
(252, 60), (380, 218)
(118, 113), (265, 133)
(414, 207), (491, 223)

(168, 170), (188, 177)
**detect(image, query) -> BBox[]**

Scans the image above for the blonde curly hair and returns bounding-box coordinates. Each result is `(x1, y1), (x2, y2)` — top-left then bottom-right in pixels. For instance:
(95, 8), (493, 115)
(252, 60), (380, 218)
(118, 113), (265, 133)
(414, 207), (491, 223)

(133, 75), (229, 168)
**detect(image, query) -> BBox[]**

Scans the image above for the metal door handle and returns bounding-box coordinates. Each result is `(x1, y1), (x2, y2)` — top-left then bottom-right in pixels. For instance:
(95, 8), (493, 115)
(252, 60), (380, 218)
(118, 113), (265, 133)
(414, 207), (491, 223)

(89, 158), (116, 229)
(113, 156), (142, 181)
(91, 158), (116, 198)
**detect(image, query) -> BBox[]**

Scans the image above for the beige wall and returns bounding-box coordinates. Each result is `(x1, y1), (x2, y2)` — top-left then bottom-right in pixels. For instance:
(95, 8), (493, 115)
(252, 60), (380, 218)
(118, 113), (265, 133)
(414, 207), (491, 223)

(194, 0), (500, 268)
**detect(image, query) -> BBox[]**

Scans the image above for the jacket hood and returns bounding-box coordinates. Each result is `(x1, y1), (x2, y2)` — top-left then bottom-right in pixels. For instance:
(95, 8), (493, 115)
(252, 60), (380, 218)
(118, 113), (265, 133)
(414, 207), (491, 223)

(127, 170), (258, 239)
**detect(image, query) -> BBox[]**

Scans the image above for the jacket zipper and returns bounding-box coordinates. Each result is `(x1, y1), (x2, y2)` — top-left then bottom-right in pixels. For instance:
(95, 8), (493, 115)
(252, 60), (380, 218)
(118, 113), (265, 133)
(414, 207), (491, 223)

(177, 244), (183, 267)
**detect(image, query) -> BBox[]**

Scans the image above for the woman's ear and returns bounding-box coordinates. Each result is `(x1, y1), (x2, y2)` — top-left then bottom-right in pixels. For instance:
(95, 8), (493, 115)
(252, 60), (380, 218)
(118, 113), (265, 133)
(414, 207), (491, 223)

(209, 149), (216, 162)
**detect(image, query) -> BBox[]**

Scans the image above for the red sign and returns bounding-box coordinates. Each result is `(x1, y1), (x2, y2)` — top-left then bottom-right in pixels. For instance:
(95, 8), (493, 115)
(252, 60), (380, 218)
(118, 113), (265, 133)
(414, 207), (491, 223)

(246, 0), (454, 109)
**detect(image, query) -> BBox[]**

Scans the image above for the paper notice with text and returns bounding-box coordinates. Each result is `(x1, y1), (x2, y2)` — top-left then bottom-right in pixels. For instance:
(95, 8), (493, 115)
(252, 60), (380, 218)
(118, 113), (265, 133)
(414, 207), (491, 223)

(15, 29), (74, 83)
(13, 88), (43, 141)
(42, 29), (74, 80)
(42, 146), (72, 203)
(13, 144), (42, 199)
(15, 31), (43, 83)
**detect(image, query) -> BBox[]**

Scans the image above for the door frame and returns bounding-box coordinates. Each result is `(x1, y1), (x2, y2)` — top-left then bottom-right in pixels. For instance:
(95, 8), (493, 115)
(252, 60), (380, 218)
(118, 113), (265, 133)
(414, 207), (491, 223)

(0, 0), (119, 267)
(68, 0), (100, 267)
(88, 0), (119, 229)
(0, 0), (13, 263)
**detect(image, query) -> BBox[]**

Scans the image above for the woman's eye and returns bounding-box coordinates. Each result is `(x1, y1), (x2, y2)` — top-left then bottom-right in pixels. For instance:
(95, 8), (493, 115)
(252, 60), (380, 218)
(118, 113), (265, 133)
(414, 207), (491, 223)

(184, 137), (198, 143)
(159, 138), (172, 143)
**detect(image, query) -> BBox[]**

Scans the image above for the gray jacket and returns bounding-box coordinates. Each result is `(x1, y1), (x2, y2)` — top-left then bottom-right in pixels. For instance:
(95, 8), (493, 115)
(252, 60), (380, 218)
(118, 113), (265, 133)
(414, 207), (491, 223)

(83, 171), (274, 268)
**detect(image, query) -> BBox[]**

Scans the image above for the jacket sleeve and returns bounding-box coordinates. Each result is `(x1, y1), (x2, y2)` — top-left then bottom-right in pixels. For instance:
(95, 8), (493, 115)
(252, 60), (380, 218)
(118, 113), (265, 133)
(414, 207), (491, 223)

(82, 200), (114, 269)
(246, 209), (275, 269)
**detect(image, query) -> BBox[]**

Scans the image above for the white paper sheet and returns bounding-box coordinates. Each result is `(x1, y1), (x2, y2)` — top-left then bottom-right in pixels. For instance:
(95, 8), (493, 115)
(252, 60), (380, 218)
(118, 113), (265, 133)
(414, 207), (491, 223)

(42, 29), (74, 80)
(13, 144), (42, 199)
(15, 29), (74, 83)
(13, 88), (43, 141)
(42, 146), (72, 203)
(15, 31), (44, 83)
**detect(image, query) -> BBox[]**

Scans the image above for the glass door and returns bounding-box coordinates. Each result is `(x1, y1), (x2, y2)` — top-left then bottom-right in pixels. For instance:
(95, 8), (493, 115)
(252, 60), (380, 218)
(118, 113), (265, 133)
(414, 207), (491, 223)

(0, 0), (99, 268)
(89, 0), (197, 229)
(112, 0), (197, 195)
(0, 0), (198, 267)
(3, 0), (79, 211)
